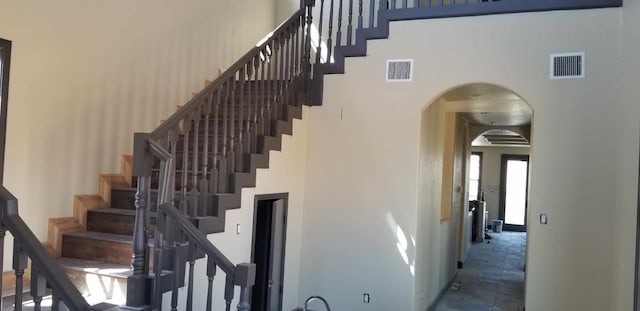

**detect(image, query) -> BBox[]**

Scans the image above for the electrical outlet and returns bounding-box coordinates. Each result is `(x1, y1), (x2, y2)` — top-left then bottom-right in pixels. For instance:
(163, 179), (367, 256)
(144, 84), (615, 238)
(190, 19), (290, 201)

(363, 293), (370, 303)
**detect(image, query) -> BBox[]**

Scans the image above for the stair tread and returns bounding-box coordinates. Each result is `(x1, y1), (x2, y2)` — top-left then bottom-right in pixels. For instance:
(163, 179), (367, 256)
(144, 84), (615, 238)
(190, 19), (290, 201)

(88, 207), (220, 221)
(63, 231), (134, 244)
(56, 257), (131, 278)
(89, 208), (157, 217)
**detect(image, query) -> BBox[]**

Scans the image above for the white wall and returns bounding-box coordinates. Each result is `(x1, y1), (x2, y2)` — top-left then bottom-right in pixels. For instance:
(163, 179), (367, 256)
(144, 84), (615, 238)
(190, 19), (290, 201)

(300, 8), (622, 311)
(471, 146), (531, 223)
(0, 0), (275, 242)
(277, 0), (301, 24)
(415, 100), (460, 310)
(161, 110), (309, 310)
(612, 2), (640, 310)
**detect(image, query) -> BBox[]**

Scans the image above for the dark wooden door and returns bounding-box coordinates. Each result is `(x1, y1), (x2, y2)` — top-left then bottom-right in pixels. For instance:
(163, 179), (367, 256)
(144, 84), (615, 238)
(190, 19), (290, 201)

(251, 194), (288, 311)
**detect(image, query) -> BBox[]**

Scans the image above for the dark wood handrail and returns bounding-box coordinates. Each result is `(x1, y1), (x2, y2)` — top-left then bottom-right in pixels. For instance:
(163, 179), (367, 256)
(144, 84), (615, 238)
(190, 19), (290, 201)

(150, 7), (307, 140)
(0, 186), (92, 310)
(158, 203), (235, 274)
(127, 2), (313, 308)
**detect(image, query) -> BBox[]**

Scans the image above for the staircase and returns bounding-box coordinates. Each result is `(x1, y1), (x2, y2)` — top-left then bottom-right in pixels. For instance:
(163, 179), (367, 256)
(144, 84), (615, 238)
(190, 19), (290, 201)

(0, 0), (623, 310)
(41, 77), (304, 307)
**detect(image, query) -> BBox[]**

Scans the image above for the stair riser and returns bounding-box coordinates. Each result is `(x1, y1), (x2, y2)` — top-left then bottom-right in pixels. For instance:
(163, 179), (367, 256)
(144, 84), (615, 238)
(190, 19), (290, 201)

(61, 236), (135, 266)
(87, 212), (156, 236)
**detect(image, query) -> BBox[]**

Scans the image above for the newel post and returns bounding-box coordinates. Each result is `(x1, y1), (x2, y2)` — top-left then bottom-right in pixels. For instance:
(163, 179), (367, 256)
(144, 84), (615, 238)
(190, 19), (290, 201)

(125, 133), (153, 310)
(235, 263), (256, 311)
(303, 0), (315, 93)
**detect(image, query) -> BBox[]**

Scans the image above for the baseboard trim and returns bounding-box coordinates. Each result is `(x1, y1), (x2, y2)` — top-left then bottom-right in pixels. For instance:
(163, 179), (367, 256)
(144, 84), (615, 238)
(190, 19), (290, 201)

(426, 271), (458, 311)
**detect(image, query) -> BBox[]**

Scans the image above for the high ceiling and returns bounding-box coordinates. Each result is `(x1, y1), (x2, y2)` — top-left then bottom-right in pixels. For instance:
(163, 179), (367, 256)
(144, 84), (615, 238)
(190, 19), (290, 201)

(440, 83), (533, 146)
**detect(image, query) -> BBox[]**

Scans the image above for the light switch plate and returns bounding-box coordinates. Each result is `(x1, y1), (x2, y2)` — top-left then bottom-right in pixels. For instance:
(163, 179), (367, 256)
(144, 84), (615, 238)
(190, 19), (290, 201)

(540, 214), (548, 225)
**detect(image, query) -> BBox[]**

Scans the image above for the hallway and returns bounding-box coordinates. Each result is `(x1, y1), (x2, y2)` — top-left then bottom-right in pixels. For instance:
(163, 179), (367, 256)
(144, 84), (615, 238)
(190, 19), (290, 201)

(435, 231), (526, 311)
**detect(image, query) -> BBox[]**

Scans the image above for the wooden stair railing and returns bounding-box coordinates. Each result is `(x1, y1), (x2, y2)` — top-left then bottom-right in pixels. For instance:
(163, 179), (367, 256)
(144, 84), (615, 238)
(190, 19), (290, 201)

(153, 202), (255, 311)
(0, 185), (117, 310)
(126, 1), (315, 309)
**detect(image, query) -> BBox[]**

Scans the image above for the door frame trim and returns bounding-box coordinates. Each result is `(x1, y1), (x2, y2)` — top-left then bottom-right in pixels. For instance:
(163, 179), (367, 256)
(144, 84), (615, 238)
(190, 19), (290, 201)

(634, 141), (640, 311)
(250, 193), (289, 311)
(0, 38), (11, 184)
(499, 154), (529, 232)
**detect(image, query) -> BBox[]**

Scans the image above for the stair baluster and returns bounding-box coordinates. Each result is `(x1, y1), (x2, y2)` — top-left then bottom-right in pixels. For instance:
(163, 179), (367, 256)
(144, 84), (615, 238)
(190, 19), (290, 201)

(190, 106), (201, 216)
(327, 0), (335, 62)
(347, 0), (354, 44)
(237, 66), (246, 173)
(252, 56), (261, 153)
(369, 0), (375, 27)
(294, 20), (301, 91)
(265, 45), (273, 136)
(228, 77), (236, 173)
(304, 1), (313, 92)
(316, 0), (325, 64)
(186, 241), (196, 311)
(222, 80), (229, 164)
(181, 115), (191, 213)
(358, 0), (363, 30)
(13, 241), (27, 311)
(152, 229), (164, 309)
(30, 267), (46, 311)
(212, 90), (221, 193)
(337, 0), (343, 47)
(244, 62), (254, 154)
(224, 274), (234, 311)
(285, 28), (293, 109)
(259, 51), (267, 137)
(279, 33), (287, 117)
(206, 258), (217, 310)
(391, 0), (397, 9)
(272, 37), (280, 131)
(200, 95), (212, 215)
(403, 0), (407, 8)
(168, 128), (178, 195)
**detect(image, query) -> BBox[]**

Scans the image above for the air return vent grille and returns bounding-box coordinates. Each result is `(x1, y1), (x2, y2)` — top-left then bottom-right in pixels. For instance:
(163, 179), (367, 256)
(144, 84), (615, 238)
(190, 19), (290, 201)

(550, 52), (584, 79)
(386, 59), (413, 82)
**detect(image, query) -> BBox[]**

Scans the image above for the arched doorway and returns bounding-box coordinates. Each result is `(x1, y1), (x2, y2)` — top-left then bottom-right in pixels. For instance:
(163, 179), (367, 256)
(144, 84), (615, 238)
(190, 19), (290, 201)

(419, 83), (532, 310)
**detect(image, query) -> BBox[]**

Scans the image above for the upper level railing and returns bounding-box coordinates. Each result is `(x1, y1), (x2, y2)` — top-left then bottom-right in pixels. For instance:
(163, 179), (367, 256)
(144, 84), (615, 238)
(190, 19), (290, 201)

(0, 186), (112, 311)
(310, 0), (623, 65)
(126, 1), (315, 309)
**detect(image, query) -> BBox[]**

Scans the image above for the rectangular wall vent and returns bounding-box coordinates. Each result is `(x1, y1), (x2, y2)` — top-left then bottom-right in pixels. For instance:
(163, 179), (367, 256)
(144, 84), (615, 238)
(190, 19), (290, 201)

(550, 52), (585, 79)
(386, 59), (413, 82)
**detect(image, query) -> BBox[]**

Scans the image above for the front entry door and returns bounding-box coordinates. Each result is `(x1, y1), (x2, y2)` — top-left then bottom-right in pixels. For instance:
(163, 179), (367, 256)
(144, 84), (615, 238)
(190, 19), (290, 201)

(252, 195), (288, 311)
(499, 155), (529, 232)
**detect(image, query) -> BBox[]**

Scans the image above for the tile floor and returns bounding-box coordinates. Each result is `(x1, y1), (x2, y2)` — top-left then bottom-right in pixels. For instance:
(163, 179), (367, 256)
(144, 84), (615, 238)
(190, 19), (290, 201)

(434, 231), (526, 311)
